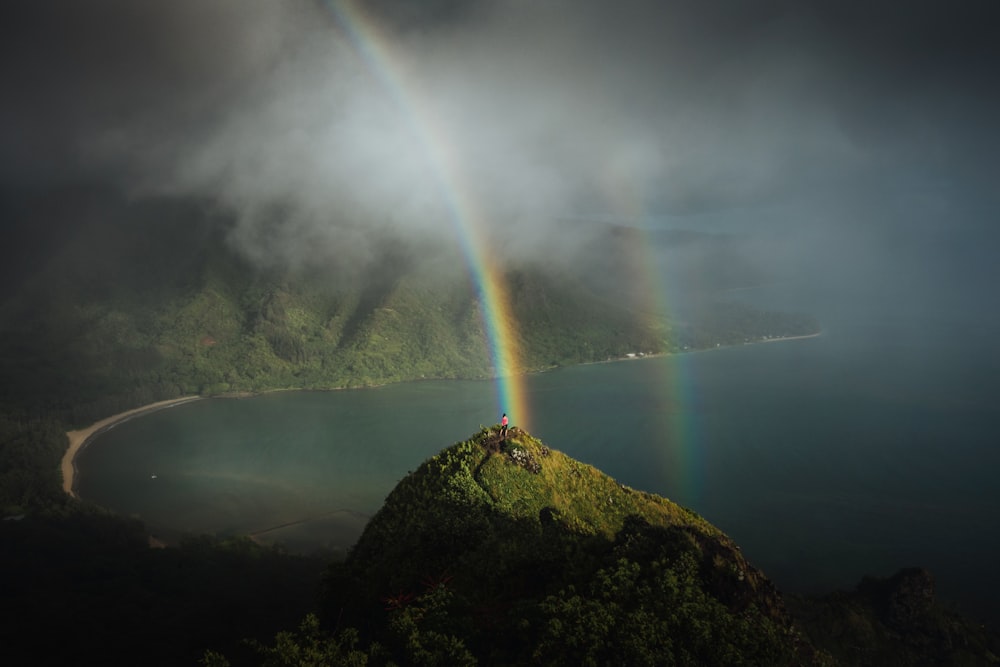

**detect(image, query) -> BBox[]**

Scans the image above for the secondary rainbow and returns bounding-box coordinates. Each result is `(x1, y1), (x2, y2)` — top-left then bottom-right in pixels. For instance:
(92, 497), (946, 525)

(321, 1), (531, 430)
(626, 224), (704, 505)
(598, 161), (704, 505)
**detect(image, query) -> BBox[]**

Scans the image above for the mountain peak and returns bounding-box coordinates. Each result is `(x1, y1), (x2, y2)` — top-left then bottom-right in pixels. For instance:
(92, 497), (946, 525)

(325, 428), (820, 665)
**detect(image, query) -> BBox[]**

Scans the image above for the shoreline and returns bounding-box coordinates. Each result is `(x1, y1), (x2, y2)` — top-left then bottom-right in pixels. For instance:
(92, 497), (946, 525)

(61, 330), (822, 498)
(756, 332), (821, 344)
(62, 396), (201, 498)
(570, 330), (823, 370)
(685, 330), (823, 352)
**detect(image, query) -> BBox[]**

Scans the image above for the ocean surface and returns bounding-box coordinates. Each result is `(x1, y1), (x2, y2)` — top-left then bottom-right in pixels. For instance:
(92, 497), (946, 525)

(76, 280), (1000, 624)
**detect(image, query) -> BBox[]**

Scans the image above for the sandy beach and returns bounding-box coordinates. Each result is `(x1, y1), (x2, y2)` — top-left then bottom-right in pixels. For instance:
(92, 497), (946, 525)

(62, 396), (201, 498)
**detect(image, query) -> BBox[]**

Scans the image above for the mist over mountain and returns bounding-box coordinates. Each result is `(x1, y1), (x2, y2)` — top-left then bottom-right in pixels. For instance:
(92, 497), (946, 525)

(2, 0), (997, 291)
(0, 182), (819, 430)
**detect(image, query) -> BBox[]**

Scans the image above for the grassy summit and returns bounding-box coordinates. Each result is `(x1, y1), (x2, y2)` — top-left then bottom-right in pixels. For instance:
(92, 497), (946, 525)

(322, 427), (824, 665)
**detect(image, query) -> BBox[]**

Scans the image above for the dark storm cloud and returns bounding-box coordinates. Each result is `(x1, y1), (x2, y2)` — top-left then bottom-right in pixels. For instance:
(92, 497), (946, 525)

(0, 1), (304, 181)
(1, 0), (997, 266)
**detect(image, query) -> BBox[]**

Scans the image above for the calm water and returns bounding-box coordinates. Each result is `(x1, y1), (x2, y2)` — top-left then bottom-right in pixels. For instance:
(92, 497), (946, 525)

(77, 282), (1000, 624)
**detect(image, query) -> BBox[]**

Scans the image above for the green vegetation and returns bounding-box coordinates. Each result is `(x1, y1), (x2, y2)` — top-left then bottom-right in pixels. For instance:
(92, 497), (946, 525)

(310, 428), (823, 665)
(0, 191), (819, 432)
(0, 414), (67, 514)
(197, 430), (999, 666)
(788, 569), (1000, 666)
(672, 301), (820, 351)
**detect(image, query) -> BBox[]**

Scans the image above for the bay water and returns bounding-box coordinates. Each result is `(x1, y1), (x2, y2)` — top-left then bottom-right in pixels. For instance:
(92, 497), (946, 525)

(76, 281), (1000, 624)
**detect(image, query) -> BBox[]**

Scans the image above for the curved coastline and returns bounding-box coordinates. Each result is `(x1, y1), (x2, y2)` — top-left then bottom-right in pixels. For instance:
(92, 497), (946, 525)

(61, 331), (822, 499)
(62, 396), (202, 498)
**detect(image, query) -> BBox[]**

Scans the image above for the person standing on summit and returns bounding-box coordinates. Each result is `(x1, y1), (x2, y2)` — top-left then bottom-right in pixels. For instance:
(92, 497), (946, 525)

(500, 413), (509, 441)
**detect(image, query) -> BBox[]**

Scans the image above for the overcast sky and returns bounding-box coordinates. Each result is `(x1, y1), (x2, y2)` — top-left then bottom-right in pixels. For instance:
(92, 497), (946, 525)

(2, 0), (997, 277)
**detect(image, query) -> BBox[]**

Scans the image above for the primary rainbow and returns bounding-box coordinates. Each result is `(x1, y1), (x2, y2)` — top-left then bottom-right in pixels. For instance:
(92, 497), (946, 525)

(321, 1), (531, 430)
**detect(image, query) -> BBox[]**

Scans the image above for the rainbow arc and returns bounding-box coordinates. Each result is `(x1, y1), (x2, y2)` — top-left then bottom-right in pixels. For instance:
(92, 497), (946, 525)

(322, 0), (530, 430)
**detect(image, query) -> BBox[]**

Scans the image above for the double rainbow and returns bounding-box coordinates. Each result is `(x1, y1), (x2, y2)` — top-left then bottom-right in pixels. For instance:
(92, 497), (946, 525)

(322, 1), (530, 430)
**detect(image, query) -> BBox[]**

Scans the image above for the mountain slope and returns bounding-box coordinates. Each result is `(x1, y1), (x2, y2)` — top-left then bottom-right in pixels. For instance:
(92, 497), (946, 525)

(0, 189), (818, 428)
(322, 428), (824, 665)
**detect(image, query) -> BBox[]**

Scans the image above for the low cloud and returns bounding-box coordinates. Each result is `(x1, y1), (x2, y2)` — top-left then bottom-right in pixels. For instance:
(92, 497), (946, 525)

(2, 0), (997, 273)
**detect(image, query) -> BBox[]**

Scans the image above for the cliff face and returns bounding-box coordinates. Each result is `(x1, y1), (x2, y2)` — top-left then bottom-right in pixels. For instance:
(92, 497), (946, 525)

(323, 427), (824, 665)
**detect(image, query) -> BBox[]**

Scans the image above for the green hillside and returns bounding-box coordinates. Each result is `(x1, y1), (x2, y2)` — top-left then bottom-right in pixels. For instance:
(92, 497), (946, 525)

(0, 189), (817, 431)
(233, 430), (999, 666)
(315, 428), (823, 665)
